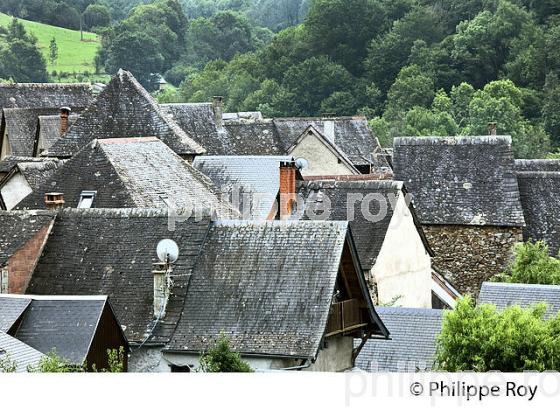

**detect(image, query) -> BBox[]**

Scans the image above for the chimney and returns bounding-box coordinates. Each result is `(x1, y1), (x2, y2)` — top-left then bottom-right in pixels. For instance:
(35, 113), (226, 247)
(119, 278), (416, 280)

(60, 107), (71, 135)
(212, 96), (224, 130)
(279, 161), (297, 219)
(44, 192), (64, 210)
(488, 122), (497, 136)
(323, 120), (335, 142)
(152, 262), (172, 320)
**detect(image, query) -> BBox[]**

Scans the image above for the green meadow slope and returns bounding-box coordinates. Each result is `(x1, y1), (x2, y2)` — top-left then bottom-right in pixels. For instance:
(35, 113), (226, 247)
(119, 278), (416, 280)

(0, 12), (99, 74)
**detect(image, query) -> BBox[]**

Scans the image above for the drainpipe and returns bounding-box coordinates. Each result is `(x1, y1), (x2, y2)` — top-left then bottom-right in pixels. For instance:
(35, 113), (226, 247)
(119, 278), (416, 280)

(279, 358), (312, 371)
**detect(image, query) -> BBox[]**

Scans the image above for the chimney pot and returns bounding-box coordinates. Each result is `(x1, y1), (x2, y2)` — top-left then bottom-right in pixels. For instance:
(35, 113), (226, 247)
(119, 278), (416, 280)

(488, 122), (497, 136)
(323, 120), (335, 142)
(44, 192), (64, 210)
(60, 107), (71, 135)
(212, 96), (224, 130)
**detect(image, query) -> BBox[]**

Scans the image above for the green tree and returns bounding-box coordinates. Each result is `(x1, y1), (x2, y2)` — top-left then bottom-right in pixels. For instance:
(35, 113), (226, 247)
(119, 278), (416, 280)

(496, 241), (560, 285)
(436, 297), (560, 372)
(198, 334), (253, 373)
(385, 64), (435, 119)
(83, 3), (112, 30)
(49, 37), (58, 66)
(543, 73), (560, 147)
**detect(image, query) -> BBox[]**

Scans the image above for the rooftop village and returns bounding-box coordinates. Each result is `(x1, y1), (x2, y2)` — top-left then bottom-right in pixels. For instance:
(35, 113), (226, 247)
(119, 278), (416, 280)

(1, 70), (560, 372)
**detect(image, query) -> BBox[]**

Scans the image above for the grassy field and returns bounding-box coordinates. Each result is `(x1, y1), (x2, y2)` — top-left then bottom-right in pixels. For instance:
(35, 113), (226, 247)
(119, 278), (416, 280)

(0, 12), (100, 74)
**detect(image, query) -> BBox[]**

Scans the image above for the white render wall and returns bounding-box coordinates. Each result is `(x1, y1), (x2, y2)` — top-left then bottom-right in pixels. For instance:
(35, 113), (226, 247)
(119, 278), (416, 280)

(290, 132), (357, 177)
(371, 192), (432, 308)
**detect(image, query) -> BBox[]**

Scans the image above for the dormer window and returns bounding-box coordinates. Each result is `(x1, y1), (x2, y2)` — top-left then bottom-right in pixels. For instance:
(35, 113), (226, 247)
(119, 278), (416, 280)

(78, 191), (96, 208)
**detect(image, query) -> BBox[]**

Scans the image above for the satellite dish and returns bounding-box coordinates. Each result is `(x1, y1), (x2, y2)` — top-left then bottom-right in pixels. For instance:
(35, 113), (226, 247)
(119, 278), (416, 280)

(295, 157), (309, 170)
(156, 239), (179, 263)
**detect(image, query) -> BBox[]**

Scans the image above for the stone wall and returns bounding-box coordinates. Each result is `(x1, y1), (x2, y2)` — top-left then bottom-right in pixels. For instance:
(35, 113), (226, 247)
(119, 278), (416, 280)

(423, 225), (522, 296)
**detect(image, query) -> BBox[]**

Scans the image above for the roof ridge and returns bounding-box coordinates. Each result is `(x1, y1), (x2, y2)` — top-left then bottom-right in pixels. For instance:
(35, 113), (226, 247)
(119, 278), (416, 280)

(394, 136), (512, 146)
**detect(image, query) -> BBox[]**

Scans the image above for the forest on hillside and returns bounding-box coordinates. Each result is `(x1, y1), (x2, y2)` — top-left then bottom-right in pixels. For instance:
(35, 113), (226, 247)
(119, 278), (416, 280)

(1, 0), (560, 158)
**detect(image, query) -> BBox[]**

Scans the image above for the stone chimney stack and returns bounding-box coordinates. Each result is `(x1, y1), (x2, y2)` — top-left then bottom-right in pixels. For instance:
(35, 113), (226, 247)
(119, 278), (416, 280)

(153, 262), (172, 319)
(279, 161), (297, 220)
(60, 107), (71, 135)
(488, 122), (497, 136)
(323, 120), (335, 142)
(44, 192), (64, 210)
(212, 96), (224, 130)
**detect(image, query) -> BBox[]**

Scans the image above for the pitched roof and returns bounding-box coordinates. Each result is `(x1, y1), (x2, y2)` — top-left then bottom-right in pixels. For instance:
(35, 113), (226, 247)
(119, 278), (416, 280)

(43, 70), (205, 158)
(0, 156), (52, 174)
(0, 210), (56, 267)
(223, 121), (285, 155)
(193, 155), (292, 219)
(10, 296), (108, 364)
(0, 296), (31, 332)
(160, 103), (220, 142)
(516, 171), (560, 254)
(274, 117), (389, 168)
(27, 209), (213, 344)
(17, 138), (238, 217)
(0, 83), (93, 109)
(479, 282), (560, 318)
(298, 180), (432, 270)
(3, 159), (63, 190)
(37, 113), (79, 153)
(393, 136), (525, 226)
(2, 108), (55, 157)
(0, 331), (45, 372)
(165, 220), (386, 358)
(355, 307), (443, 372)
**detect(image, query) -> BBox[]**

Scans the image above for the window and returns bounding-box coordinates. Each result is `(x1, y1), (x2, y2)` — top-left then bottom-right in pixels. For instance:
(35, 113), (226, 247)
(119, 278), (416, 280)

(1, 267), (8, 294)
(78, 191), (96, 209)
(170, 365), (191, 373)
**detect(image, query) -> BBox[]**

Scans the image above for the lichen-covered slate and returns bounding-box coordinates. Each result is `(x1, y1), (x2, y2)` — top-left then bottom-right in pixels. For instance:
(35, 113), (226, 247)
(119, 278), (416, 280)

(2, 108), (58, 156)
(0, 297), (32, 332)
(0, 83), (93, 109)
(17, 138), (238, 218)
(393, 136), (525, 226)
(0, 156), (52, 173)
(27, 209), (213, 344)
(44, 70), (205, 158)
(517, 171), (560, 255)
(15, 160), (63, 190)
(0, 210), (55, 267)
(37, 113), (79, 152)
(515, 159), (560, 172)
(355, 307), (443, 372)
(165, 220), (349, 359)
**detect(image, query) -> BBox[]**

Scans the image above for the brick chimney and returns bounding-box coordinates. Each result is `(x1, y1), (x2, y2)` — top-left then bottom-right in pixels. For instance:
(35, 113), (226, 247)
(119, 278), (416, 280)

(152, 262), (172, 320)
(212, 96), (224, 130)
(323, 120), (335, 142)
(279, 161), (297, 219)
(488, 122), (497, 136)
(44, 192), (64, 210)
(60, 107), (71, 135)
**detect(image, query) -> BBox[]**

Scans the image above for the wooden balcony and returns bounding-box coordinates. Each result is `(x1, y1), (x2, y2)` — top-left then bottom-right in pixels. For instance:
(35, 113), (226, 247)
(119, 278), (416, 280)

(325, 298), (368, 336)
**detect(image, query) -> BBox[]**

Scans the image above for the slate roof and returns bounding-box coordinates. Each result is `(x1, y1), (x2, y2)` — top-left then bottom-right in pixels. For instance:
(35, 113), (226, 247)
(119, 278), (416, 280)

(0, 297), (31, 332)
(37, 113), (79, 153)
(27, 208), (213, 344)
(274, 117), (389, 168)
(355, 307), (444, 372)
(17, 138), (238, 218)
(516, 171), (560, 255)
(0, 210), (56, 267)
(43, 70), (205, 158)
(165, 220), (386, 358)
(393, 136), (525, 226)
(479, 282), (560, 318)
(0, 156), (48, 173)
(11, 296), (107, 364)
(193, 155), (293, 219)
(2, 108), (55, 157)
(0, 83), (93, 109)
(4, 159), (63, 190)
(0, 331), (45, 372)
(515, 159), (560, 172)
(160, 103), (220, 142)
(298, 180), (432, 271)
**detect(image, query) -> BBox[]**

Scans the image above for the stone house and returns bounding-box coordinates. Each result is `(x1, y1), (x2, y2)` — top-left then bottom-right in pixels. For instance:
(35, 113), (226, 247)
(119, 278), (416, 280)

(393, 136), (525, 295)
(515, 159), (560, 255)
(0, 294), (128, 371)
(298, 179), (436, 308)
(0, 83), (93, 160)
(5, 208), (388, 372)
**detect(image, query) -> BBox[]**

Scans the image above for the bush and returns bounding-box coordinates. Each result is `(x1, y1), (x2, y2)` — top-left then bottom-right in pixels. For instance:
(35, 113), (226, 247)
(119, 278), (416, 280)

(496, 241), (560, 285)
(198, 334), (253, 373)
(436, 297), (560, 371)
